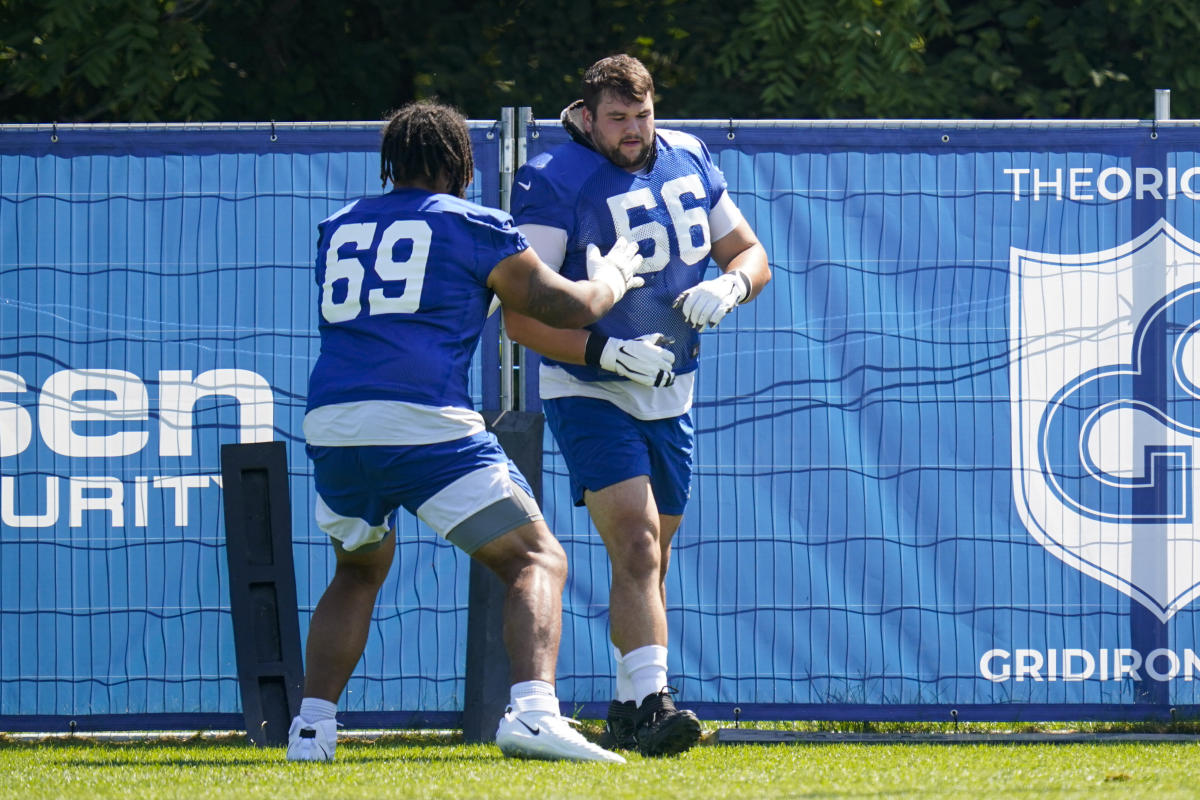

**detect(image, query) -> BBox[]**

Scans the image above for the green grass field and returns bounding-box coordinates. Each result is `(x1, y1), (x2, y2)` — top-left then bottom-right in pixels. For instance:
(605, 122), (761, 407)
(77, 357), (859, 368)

(1, 727), (1198, 800)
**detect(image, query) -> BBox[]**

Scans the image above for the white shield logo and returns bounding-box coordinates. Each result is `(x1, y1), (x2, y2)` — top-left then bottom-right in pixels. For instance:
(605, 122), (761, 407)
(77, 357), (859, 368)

(1011, 219), (1200, 621)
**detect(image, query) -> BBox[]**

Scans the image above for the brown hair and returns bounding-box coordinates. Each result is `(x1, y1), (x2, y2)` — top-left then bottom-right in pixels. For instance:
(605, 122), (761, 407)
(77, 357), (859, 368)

(379, 101), (473, 198)
(581, 54), (655, 114)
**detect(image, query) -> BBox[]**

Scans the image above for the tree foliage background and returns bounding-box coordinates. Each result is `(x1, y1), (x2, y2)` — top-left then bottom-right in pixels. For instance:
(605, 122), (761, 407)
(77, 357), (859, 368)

(2, 0), (1199, 122)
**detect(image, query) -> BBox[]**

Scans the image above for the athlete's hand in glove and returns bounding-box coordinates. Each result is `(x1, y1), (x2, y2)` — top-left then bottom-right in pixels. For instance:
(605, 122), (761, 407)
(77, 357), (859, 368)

(587, 333), (676, 387)
(672, 271), (751, 330)
(587, 237), (644, 304)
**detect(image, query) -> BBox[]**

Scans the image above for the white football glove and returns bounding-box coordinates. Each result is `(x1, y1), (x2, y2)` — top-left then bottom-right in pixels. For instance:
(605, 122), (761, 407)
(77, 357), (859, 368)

(596, 333), (676, 387)
(672, 271), (751, 330)
(586, 237), (645, 304)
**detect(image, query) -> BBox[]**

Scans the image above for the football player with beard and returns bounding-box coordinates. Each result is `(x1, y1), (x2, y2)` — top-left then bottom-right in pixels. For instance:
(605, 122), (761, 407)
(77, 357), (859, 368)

(506, 55), (771, 757)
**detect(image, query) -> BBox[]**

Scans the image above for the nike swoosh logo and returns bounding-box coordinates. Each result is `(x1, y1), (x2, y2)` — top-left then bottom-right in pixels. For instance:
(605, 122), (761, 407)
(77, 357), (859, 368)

(517, 718), (541, 735)
(516, 181), (531, 191)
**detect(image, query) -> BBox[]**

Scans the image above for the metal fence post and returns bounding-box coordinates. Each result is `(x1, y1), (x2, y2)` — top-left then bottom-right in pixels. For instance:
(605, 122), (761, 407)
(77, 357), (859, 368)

(463, 107), (548, 742)
(1130, 87), (1171, 707)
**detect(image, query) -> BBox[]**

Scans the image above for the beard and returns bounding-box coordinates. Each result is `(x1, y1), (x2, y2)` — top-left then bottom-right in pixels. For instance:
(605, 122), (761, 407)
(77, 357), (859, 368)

(599, 135), (653, 170)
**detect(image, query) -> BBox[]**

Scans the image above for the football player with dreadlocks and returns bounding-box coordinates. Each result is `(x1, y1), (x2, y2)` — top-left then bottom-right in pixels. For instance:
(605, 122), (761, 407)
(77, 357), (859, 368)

(288, 100), (644, 764)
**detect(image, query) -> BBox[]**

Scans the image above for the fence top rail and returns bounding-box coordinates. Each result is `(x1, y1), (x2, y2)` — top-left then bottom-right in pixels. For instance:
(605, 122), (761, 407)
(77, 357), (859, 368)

(0, 121), (496, 133)
(661, 118), (1182, 129)
(6, 118), (1200, 134)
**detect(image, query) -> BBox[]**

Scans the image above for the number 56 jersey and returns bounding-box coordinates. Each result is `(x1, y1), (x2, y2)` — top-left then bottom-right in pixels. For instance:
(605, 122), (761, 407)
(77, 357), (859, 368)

(512, 129), (734, 382)
(305, 188), (527, 444)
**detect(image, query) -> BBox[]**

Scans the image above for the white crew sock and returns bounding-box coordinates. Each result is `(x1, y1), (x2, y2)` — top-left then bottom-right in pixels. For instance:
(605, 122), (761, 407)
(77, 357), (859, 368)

(613, 645), (636, 703)
(510, 680), (559, 715)
(299, 697), (337, 723)
(622, 644), (668, 704)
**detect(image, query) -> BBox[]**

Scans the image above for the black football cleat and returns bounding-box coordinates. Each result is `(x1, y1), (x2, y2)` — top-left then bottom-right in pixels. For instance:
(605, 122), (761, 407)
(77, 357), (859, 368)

(632, 687), (701, 757)
(596, 699), (638, 750)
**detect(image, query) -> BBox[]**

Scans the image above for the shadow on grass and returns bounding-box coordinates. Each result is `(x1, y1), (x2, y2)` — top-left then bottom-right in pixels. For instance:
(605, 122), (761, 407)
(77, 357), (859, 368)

(55, 751), (505, 768)
(38, 735), (508, 768)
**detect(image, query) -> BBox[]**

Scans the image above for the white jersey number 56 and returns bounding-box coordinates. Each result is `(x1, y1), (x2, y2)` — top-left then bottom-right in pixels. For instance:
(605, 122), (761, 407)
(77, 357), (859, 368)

(606, 174), (710, 273)
(321, 220), (431, 323)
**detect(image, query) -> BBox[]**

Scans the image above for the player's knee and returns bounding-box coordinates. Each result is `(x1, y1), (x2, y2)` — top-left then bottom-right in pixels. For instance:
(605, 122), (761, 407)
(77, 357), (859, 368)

(533, 537), (568, 585)
(502, 545), (567, 590)
(523, 531), (567, 582)
(608, 528), (661, 582)
(484, 525), (567, 587)
(330, 525), (396, 588)
(333, 557), (392, 589)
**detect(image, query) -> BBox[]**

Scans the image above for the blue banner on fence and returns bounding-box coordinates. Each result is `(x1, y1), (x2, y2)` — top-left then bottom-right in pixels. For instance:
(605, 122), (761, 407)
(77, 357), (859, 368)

(530, 122), (1200, 718)
(4, 120), (1200, 725)
(0, 124), (499, 721)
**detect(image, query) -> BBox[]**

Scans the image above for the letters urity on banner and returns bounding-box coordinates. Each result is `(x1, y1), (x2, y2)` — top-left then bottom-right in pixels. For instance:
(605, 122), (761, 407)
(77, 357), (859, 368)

(0, 125), (500, 726)
(5, 121), (1200, 728)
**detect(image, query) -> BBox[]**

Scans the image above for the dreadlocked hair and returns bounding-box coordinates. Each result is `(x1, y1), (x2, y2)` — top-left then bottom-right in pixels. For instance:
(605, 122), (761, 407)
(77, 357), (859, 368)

(379, 101), (473, 198)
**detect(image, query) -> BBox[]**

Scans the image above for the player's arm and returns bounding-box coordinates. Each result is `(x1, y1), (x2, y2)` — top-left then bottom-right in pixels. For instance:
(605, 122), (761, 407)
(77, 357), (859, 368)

(502, 179), (596, 358)
(500, 222), (591, 363)
(503, 308), (590, 363)
(711, 219), (770, 302)
(504, 307), (676, 387)
(487, 239), (642, 329)
(673, 218), (770, 330)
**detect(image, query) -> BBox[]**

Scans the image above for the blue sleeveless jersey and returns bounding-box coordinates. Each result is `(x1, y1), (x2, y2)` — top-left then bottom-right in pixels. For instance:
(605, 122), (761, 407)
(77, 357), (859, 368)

(512, 129), (727, 381)
(307, 188), (527, 412)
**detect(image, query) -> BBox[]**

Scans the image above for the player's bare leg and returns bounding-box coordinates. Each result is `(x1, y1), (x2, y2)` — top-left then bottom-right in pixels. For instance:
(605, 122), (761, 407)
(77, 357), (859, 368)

(587, 478), (699, 756)
(289, 530), (397, 761)
(301, 531), (397, 701)
(470, 519), (566, 683)
(587, 477), (667, 653)
(479, 519), (624, 763)
(657, 513), (683, 610)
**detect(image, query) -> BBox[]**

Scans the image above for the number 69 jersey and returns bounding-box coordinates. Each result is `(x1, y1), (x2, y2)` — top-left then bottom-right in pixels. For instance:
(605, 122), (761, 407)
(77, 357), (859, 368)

(512, 129), (733, 381)
(305, 188), (527, 441)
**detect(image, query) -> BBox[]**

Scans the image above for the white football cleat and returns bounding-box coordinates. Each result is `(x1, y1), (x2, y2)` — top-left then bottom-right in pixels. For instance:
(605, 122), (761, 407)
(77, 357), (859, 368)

(496, 707), (626, 763)
(286, 716), (337, 762)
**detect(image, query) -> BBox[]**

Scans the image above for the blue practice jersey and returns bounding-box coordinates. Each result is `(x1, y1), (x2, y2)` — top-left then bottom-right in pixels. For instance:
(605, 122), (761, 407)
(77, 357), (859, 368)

(306, 188), (527, 414)
(512, 129), (728, 380)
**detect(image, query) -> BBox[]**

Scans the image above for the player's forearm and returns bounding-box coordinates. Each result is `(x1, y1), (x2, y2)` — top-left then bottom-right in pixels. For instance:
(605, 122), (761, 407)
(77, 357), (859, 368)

(520, 275), (616, 329)
(503, 309), (589, 364)
(721, 242), (771, 304)
(489, 247), (621, 329)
